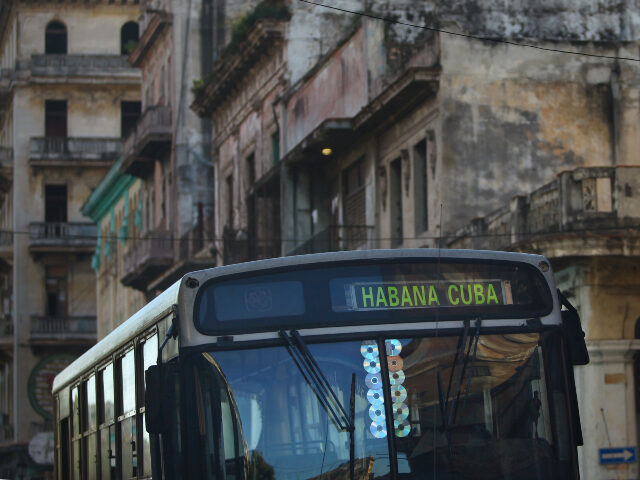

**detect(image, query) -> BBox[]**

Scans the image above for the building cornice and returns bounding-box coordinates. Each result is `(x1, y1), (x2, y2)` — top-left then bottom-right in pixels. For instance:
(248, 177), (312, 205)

(191, 19), (287, 118)
(128, 11), (172, 68)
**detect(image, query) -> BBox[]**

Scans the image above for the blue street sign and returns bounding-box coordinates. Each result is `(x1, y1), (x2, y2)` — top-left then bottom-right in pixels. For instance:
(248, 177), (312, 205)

(599, 447), (637, 465)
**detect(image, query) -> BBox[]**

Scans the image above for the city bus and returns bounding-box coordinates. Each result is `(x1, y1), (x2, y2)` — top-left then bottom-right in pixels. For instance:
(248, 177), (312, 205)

(52, 249), (589, 479)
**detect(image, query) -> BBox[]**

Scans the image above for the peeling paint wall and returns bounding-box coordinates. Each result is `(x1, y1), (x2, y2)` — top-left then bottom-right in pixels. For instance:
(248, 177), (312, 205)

(438, 32), (637, 232)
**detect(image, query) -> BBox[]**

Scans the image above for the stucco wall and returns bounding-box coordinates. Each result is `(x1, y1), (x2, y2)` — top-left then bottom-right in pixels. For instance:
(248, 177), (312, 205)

(438, 33), (637, 232)
(17, 6), (138, 56)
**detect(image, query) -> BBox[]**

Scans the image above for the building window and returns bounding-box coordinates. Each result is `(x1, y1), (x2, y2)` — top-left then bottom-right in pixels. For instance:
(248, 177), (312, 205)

(413, 139), (428, 234)
(225, 174), (233, 228)
(271, 133), (279, 165)
(342, 159), (367, 248)
(246, 153), (255, 188)
(390, 157), (403, 247)
(45, 184), (67, 223)
(45, 100), (67, 138)
(121, 101), (141, 138)
(121, 21), (139, 55)
(45, 265), (67, 317)
(45, 21), (67, 54)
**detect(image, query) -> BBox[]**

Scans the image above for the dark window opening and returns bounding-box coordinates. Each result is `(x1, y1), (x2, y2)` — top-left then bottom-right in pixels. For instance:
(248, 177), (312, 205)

(121, 101), (141, 138)
(45, 184), (68, 223)
(246, 153), (255, 188)
(46, 265), (67, 317)
(45, 100), (67, 138)
(45, 21), (67, 54)
(413, 139), (428, 233)
(225, 175), (233, 228)
(390, 158), (403, 247)
(121, 22), (139, 55)
(271, 133), (279, 165)
(342, 159), (367, 248)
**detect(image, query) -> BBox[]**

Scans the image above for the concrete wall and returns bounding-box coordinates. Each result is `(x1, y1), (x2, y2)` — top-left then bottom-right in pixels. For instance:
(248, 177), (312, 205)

(438, 34), (639, 232)
(17, 6), (138, 56)
(284, 27), (368, 153)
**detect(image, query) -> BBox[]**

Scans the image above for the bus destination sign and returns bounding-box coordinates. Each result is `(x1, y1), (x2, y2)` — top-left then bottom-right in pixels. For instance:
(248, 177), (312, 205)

(344, 280), (512, 311)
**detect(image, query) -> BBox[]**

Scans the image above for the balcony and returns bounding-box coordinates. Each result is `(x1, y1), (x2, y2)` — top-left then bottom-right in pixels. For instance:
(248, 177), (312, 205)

(29, 55), (140, 83)
(0, 146), (12, 192)
(122, 229), (174, 291)
(29, 137), (121, 167)
(449, 166), (640, 257)
(30, 315), (96, 345)
(121, 106), (172, 177)
(29, 222), (97, 254)
(148, 218), (217, 291)
(287, 225), (376, 256)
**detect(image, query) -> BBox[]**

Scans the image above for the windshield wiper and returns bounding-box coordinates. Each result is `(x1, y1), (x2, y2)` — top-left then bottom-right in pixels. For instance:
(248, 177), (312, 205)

(279, 329), (354, 433)
(452, 319), (482, 425)
(440, 318), (482, 430)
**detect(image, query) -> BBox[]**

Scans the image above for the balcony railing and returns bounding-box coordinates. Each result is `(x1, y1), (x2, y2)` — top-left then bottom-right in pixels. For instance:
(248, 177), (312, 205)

(287, 225), (376, 256)
(30, 315), (96, 343)
(122, 229), (174, 290)
(30, 54), (137, 77)
(122, 105), (172, 177)
(29, 137), (121, 165)
(449, 166), (640, 253)
(29, 222), (97, 251)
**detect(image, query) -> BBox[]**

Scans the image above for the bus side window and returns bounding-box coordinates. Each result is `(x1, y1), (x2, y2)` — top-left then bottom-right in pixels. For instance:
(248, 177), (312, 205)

(140, 334), (158, 478)
(71, 385), (81, 480)
(100, 363), (116, 480)
(84, 375), (98, 479)
(56, 391), (71, 480)
(119, 349), (137, 480)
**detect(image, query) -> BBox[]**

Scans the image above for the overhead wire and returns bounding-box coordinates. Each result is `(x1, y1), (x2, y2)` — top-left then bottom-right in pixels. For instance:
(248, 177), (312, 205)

(0, 224), (638, 244)
(298, 0), (640, 62)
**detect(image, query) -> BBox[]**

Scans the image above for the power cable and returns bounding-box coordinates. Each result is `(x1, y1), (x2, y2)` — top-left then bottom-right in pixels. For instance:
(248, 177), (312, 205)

(0, 224), (638, 244)
(298, 0), (640, 63)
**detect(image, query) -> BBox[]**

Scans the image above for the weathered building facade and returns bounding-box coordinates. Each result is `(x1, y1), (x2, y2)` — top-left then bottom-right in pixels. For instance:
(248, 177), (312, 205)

(0, 0), (140, 476)
(193, 1), (640, 479)
(86, 0), (230, 337)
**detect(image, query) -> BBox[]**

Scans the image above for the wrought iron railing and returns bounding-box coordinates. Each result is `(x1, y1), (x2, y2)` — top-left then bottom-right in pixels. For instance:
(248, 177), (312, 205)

(122, 229), (174, 278)
(29, 137), (121, 162)
(30, 316), (96, 337)
(29, 222), (97, 247)
(288, 225), (375, 256)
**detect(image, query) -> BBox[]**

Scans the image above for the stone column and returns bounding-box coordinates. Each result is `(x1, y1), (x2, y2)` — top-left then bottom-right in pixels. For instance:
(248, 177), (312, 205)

(576, 340), (640, 479)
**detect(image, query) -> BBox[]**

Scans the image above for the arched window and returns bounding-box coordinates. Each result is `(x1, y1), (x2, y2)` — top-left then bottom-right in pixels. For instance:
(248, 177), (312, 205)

(121, 22), (139, 55)
(45, 21), (67, 54)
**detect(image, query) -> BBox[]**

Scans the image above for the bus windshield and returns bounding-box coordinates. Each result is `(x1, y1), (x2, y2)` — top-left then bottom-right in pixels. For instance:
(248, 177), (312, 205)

(186, 331), (573, 480)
